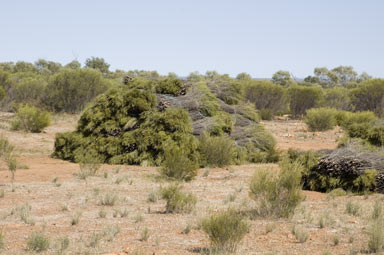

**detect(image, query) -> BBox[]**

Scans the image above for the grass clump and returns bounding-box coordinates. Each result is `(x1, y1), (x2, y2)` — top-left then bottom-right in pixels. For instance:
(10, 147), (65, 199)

(345, 201), (361, 216)
(198, 133), (235, 167)
(98, 192), (118, 206)
(327, 188), (347, 199)
(11, 104), (50, 133)
(160, 184), (197, 214)
(291, 225), (309, 243)
(249, 160), (303, 218)
(368, 217), (384, 253)
(0, 231), (4, 250)
(160, 147), (198, 182)
(140, 227), (150, 241)
(304, 108), (337, 131)
(71, 211), (82, 225)
(201, 208), (249, 253)
(27, 232), (50, 252)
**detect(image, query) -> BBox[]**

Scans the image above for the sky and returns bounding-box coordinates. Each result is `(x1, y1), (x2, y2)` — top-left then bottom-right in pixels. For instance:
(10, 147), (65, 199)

(1, 0), (383, 78)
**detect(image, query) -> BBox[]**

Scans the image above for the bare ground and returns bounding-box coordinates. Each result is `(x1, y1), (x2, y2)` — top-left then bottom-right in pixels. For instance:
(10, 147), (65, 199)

(0, 113), (381, 255)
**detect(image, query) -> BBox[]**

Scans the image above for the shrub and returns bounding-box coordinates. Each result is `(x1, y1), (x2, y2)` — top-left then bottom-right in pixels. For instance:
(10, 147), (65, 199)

(27, 232), (50, 252)
(160, 184), (197, 214)
(160, 146), (198, 181)
(201, 208), (249, 253)
(288, 85), (324, 117)
(249, 160), (303, 218)
(43, 68), (109, 113)
(53, 86), (198, 166)
(304, 108), (337, 131)
(11, 105), (50, 132)
(155, 78), (184, 95)
(259, 109), (273, 120)
(198, 133), (235, 167)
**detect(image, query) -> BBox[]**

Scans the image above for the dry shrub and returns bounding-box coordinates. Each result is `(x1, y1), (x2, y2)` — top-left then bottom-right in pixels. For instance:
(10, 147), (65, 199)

(249, 160), (303, 218)
(160, 146), (198, 181)
(160, 184), (196, 214)
(201, 208), (249, 253)
(198, 133), (235, 167)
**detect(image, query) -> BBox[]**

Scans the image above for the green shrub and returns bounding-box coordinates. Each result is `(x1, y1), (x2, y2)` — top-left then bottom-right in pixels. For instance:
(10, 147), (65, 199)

(195, 81), (220, 117)
(327, 188), (347, 198)
(155, 78), (184, 95)
(27, 232), (50, 252)
(304, 108), (337, 131)
(198, 133), (235, 167)
(259, 109), (273, 120)
(160, 184), (197, 214)
(11, 105), (50, 132)
(160, 146), (198, 181)
(249, 160), (303, 218)
(288, 85), (324, 117)
(201, 209), (249, 253)
(53, 86), (198, 166)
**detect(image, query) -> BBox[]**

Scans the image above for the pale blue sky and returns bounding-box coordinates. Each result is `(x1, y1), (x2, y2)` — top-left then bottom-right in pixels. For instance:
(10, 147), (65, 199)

(1, 0), (383, 78)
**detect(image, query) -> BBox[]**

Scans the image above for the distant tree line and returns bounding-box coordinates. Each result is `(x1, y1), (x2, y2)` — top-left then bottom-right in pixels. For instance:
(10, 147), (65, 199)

(0, 59), (383, 118)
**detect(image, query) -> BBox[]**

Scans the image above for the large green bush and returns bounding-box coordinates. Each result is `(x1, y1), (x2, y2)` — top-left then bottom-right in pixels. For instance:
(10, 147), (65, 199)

(53, 86), (198, 166)
(11, 105), (50, 133)
(304, 108), (338, 131)
(43, 68), (110, 113)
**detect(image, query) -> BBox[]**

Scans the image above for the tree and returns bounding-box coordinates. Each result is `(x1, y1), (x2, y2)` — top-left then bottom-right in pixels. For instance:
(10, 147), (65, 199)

(288, 85), (323, 117)
(65, 60), (81, 69)
(236, 72), (252, 80)
(272, 70), (294, 87)
(34, 59), (62, 74)
(350, 79), (384, 117)
(245, 80), (288, 113)
(0, 70), (14, 100)
(308, 66), (367, 88)
(43, 69), (109, 113)
(85, 57), (110, 76)
(14, 61), (38, 73)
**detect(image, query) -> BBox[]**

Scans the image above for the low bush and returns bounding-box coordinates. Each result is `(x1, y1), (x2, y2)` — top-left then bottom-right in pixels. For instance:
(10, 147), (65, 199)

(160, 184), (197, 214)
(201, 208), (249, 253)
(160, 146), (198, 181)
(259, 109), (273, 120)
(155, 78), (184, 95)
(27, 232), (50, 252)
(11, 105), (50, 133)
(249, 160), (303, 218)
(198, 133), (235, 167)
(304, 108), (337, 131)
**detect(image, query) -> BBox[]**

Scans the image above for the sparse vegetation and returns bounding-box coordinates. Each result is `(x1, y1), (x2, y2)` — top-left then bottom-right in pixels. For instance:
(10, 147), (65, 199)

(98, 192), (118, 206)
(291, 225), (309, 243)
